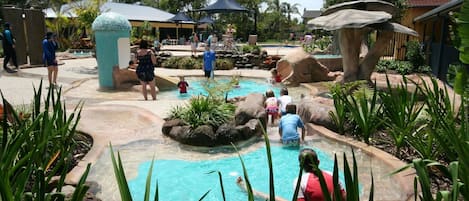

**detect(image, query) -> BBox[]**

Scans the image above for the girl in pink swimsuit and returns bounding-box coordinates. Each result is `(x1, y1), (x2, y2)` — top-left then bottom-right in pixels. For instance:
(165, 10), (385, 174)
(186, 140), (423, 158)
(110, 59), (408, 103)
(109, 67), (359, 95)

(264, 90), (279, 125)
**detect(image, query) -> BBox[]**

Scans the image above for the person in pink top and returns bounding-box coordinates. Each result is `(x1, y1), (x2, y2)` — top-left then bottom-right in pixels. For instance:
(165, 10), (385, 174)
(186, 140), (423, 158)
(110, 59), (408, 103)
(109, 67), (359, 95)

(295, 148), (346, 201)
(264, 90), (279, 125)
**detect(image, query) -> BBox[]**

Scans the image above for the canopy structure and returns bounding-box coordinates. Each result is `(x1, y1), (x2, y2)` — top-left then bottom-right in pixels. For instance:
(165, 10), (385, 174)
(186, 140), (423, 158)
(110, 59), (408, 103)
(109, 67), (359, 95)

(169, 12), (194, 39)
(195, 0), (256, 34)
(169, 11), (194, 23)
(198, 16), (215, 24)
(195, 0), (248, 13)
(322, 0), (396, 16)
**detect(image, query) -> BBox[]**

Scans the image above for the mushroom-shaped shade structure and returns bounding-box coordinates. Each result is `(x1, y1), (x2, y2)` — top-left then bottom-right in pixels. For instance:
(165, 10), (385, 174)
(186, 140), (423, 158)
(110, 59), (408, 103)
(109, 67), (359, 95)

(92, 12), (131, 31)
(307, 7), (418, 83)
(323, 0), (396, 16)
(308, 9), (391, 30)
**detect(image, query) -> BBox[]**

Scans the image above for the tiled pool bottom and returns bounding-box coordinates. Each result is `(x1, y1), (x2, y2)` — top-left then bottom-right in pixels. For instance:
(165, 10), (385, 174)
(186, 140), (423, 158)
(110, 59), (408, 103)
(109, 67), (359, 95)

(87, 132), (408, 201)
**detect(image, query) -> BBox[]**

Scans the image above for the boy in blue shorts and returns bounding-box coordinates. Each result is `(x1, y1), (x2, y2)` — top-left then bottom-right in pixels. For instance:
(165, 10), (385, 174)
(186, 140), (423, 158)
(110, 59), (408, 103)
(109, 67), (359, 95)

(203, 45), (216, 79)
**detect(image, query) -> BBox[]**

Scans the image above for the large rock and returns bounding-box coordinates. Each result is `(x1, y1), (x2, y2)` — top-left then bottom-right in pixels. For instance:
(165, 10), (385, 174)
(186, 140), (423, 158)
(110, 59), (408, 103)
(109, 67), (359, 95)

(277, 48), (337, 86)
(235, 93), (267, 128)
(184, 125), (217, 146)
(162, 119), (186, 135)
(297, 97), (336, 131)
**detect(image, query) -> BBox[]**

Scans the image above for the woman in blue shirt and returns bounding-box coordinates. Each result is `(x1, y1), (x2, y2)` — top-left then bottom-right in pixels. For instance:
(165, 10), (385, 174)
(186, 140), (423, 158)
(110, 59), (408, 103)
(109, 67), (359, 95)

(42, 32), (59, 86)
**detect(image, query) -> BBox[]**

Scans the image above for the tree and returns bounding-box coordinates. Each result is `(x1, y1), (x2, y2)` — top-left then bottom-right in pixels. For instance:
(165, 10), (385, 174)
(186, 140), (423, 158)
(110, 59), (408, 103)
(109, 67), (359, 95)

(280, 2), (300, 23)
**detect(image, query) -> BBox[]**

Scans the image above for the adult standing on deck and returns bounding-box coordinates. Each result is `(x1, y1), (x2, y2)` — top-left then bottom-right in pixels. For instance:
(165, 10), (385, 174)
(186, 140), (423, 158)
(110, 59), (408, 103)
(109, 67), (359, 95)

(2, 22), (18, 73)
(190, 32), (199, 57)
(42, 32), (59, 86)
(136, 40), (157, 100)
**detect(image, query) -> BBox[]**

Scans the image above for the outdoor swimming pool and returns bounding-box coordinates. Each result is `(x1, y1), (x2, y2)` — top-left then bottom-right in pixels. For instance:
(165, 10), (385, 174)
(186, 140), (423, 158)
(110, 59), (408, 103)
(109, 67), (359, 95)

(128, 145), (346, 201)
(158, 77), (307, 100)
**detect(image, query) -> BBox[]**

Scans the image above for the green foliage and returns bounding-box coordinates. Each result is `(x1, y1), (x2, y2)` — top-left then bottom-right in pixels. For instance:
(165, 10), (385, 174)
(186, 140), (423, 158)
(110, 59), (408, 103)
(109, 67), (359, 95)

(161, 57), (202, 69)
(110, 144), (160, 201)
(328, 83), (352, 135)
(405, 40), (426, 70)
(395, 61), (414, 75)
(346, 85), (383, 144)
(178, 57), (202, 69)
(241, 45), (261, 54)
(0, 81), (90, 201)
(458, 0), (469, 65)
(379, 75), (424, 153)
(215, 59), (234, 70)
(168, 77), (238, 129)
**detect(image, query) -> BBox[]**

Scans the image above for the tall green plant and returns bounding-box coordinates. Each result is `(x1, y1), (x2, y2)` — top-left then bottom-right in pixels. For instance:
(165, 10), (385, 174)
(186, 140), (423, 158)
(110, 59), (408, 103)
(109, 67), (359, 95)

(0, 81), (89, 201)
(380, 75), (424, 153)
(456, 0), (469, 95)
(346, 85), (383, 144)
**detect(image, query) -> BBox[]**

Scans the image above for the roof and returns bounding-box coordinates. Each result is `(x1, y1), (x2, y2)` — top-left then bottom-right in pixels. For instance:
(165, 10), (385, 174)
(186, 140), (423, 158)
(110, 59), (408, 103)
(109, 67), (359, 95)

(407, 0), (451, 8)
(195, 0), (249, 13)
(302, 10), (321, 18)
(414, 0), (462, 22)
(44, 1), (175, 22)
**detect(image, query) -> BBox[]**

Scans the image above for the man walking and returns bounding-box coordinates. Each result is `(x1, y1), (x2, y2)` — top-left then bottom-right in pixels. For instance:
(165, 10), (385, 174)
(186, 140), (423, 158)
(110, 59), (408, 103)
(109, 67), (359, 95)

(2, 22), (18, 73)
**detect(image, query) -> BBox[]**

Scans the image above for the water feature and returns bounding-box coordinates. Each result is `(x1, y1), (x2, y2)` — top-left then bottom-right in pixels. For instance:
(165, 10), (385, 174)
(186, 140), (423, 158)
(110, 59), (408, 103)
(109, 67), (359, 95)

(157, 77), (307, 100)
(128, 145), (346, 201)
(87, 132), (408, 201)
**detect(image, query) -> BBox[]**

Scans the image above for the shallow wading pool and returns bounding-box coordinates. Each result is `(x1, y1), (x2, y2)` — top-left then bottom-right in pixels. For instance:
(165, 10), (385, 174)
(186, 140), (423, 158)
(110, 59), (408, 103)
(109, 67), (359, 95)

(87, 133), (407, 201)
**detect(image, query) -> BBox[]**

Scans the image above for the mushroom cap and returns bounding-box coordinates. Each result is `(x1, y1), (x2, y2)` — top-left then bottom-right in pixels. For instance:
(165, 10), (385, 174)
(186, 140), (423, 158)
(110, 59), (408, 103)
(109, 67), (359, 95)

(323, 0), (396, 16)
(308, 9), (392, 30)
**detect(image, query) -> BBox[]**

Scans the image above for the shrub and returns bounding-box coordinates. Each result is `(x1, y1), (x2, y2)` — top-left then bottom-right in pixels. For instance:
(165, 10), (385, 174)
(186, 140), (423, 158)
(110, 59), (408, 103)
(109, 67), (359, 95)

(405, 40), (426, 70)
(395, 61), (413, 75)
(178, 57), (201, 69)
(242, 45), (261, 54)
(161, 57), (179, 69)
(216, 59), (234, 70)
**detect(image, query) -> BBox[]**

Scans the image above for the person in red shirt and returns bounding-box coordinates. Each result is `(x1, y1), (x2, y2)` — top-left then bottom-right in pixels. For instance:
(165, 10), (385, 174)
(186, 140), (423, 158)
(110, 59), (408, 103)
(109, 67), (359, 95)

(271, 69), (282, 83)
(177, 76), (189, 94)
(295, 148), (346, 201)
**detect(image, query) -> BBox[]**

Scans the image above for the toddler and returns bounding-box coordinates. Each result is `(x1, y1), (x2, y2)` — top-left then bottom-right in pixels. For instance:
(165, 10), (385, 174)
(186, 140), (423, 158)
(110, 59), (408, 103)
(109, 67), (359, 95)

(264, 90), (279, 125)
(177, 76), (189, 94)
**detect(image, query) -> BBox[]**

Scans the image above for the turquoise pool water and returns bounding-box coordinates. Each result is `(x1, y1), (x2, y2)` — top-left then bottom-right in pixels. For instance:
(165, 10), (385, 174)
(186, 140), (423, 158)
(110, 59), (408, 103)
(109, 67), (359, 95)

(159, 77), (283, 100)
(128, 146), (346, 201)
(312, 54), (342, 59)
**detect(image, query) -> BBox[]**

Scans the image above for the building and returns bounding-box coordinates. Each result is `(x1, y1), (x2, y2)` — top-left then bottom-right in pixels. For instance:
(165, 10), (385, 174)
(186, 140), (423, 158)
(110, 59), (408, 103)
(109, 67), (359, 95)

(302, 9), (321, 24)
(44, 1), (195, 41)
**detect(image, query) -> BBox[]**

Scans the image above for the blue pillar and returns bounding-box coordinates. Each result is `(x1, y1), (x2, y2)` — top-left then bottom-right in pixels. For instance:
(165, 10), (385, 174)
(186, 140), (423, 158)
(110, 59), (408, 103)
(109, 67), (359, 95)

(92, 12), (131, 89)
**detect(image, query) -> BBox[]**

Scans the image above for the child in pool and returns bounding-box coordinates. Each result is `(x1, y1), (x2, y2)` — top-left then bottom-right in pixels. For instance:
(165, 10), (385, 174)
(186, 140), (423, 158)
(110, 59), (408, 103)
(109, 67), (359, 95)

(177, 76), (189, 94)
(269, 69), (282, 84)
(264, 89), (279, 125)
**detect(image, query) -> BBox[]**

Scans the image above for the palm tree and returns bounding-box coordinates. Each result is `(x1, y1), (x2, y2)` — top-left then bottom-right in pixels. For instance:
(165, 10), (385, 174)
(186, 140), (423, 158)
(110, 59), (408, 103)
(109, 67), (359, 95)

(280, 2), (299, 23)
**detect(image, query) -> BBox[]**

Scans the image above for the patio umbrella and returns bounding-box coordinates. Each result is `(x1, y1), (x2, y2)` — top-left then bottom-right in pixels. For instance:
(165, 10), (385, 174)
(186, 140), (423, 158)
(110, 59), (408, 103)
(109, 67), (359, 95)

(198, 16), (215, 24)
(195, 0), (248, 13)
(169, 12), (194, 39)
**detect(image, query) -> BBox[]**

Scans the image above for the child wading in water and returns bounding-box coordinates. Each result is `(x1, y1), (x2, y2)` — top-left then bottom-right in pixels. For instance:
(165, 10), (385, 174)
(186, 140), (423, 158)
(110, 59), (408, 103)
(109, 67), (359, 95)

(264, 89), (279, 125)
(177, 76), (189, 94)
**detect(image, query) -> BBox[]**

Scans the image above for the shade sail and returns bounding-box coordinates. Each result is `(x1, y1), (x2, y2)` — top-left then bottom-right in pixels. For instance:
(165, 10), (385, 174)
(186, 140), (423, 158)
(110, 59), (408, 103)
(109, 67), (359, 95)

(169, 11), (194, 23)
(196, 0), (249, 13)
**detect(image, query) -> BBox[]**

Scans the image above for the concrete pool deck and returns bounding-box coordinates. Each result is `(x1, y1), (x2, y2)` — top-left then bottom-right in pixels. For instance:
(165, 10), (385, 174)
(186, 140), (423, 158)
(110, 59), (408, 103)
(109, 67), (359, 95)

(1, 56), (414, 200)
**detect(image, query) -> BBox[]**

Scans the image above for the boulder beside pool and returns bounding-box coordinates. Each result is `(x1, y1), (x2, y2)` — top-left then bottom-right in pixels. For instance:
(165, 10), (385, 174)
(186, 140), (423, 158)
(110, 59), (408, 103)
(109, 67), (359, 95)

(161, 93), (267, 147)
(276, 48), (338, 86)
